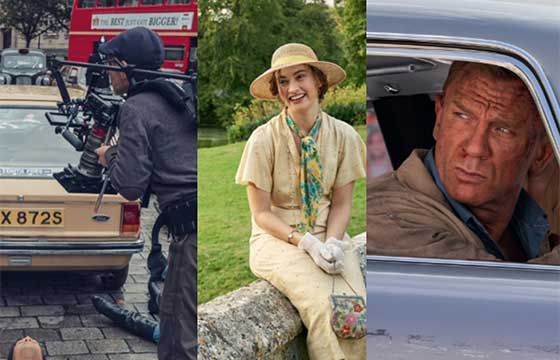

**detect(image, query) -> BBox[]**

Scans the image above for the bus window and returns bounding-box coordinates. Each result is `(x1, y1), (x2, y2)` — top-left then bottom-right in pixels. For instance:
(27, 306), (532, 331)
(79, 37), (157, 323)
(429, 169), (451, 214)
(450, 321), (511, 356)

(98, 0), (117, 7)
(168, 0), (191, 4)
(165, 46), (185, 61)
(142, 0), (163, 4)
(79, 0), (96, 7)
(118, 0), (139, 6)
(188, 38), (197, 72)
(189, 38), (197, 63)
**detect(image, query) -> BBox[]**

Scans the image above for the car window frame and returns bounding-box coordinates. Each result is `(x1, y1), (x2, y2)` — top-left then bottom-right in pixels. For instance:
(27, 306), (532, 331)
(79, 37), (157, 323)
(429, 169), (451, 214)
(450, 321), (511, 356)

(367, 34), (560, 271)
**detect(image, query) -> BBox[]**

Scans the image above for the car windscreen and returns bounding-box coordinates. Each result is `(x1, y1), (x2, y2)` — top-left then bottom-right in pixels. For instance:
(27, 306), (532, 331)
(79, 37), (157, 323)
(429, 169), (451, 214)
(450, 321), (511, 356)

(0, 106), (80, 177)
(2, 54), (45, 70)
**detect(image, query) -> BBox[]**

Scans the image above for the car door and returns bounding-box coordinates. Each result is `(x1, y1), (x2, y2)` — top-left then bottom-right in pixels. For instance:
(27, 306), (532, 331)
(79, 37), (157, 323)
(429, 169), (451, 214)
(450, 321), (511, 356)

(366, 4), (560, 358)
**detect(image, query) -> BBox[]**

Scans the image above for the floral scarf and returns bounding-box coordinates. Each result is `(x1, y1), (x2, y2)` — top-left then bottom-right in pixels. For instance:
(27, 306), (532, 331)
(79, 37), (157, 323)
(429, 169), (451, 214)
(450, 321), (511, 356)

(286, 114), (323, 233)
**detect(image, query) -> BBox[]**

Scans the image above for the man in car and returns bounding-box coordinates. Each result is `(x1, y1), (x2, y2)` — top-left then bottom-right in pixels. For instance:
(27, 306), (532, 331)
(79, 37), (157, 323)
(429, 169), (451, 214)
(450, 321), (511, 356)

(367, 61), (560, 264)
(92, 27), (197, 360)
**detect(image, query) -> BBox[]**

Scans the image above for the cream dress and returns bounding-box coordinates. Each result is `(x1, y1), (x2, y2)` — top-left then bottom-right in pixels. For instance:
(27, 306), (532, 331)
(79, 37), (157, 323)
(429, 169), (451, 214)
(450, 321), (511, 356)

(236, 109), (366, 360)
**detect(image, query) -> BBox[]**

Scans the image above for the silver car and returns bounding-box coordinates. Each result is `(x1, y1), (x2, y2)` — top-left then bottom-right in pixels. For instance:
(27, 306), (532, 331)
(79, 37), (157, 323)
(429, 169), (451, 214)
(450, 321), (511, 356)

(367, 1), (560, 359)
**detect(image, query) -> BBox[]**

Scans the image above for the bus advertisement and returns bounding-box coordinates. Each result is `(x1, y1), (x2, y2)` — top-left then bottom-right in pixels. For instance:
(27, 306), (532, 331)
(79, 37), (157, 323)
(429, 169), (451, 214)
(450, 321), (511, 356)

(68, 0), (197, 73)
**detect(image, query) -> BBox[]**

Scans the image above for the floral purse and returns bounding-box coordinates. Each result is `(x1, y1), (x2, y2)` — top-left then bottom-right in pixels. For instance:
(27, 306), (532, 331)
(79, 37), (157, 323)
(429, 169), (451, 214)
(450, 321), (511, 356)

(330, 276), (367, 339)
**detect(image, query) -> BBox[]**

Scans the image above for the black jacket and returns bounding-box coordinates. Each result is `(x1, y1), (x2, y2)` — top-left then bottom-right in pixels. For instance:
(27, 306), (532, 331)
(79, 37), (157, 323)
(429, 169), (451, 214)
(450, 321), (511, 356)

(105, 79), (196, 210)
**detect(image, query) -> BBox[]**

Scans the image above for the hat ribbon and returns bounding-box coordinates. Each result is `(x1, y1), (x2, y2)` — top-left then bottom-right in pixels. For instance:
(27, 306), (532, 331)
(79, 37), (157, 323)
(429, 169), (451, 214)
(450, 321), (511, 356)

(272, 55), (317, 68)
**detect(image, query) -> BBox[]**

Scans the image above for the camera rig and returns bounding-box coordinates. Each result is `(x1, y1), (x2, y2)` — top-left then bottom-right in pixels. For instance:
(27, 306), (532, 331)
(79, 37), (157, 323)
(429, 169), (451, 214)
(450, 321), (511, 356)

(46, 56), (196, 207)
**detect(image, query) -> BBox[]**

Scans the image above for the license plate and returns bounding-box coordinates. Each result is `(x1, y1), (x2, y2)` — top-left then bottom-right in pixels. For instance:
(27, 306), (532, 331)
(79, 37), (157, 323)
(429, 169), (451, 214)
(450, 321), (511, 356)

(0, 209), (64, 227)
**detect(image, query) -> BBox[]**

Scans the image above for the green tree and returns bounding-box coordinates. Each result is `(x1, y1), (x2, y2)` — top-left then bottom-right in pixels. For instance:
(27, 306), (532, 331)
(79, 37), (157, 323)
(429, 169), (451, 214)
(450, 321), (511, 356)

(199, 0), (289, 127)
(285, 2), (343, 65)
(199, 0), (344, 128)
(46, 0), (73, 32)
(0, 0), (71, 48)
(337, 0), (366, 85)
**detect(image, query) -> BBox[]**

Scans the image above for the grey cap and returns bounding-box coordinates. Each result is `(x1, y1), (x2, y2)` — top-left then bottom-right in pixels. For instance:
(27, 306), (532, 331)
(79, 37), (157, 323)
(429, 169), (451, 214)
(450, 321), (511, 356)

(99, 27), (164, 69)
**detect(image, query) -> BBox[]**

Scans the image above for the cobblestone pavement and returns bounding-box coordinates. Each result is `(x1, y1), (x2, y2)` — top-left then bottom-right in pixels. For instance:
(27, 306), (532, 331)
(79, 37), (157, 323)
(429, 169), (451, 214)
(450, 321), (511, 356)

(0, 203), (167, 360)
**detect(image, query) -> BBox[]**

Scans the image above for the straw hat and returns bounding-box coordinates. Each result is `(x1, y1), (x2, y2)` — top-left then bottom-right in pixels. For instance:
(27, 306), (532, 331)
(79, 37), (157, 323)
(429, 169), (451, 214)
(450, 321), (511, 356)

(250, 43), (346, 101)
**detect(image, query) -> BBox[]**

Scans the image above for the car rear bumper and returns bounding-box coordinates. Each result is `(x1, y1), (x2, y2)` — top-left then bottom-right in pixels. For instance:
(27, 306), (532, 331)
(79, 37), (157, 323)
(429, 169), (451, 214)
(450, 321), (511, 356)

(0, 238), (144, 270)
(0, 238), (144, 255)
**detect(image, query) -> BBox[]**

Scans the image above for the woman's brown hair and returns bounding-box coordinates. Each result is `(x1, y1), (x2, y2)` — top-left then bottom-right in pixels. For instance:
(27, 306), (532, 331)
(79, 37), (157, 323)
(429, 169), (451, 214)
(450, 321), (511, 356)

(268, 65), (329, 101)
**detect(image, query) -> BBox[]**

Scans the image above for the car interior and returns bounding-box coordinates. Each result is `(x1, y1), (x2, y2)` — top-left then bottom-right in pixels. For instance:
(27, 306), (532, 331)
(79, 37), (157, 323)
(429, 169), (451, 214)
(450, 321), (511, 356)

(366, 55), (451, 168)
(367, 54), (560, 249)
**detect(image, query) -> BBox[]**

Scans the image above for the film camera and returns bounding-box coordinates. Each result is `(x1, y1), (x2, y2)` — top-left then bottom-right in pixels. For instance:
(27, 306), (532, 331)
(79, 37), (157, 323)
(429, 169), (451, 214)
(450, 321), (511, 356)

(46, 59), (123, 194)
(46, 46), (196, 204)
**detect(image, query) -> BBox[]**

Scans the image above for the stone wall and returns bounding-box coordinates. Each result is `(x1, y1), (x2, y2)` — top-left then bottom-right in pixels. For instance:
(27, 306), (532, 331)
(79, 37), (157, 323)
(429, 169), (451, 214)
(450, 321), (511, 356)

(198, 280), (308, 360)
(198, 233), (366, 359)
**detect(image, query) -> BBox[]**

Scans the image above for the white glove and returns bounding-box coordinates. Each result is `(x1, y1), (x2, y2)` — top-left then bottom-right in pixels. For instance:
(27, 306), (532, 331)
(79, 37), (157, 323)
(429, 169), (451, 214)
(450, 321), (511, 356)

(298, 233), (343, 274)
(325, 237), (350, 252)
(325, 237), (346, 273)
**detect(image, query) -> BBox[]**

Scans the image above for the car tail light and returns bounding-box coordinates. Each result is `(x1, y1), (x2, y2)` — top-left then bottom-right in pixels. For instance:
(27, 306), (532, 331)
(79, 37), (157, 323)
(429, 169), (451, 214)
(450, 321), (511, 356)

(121, 202), (140, 235)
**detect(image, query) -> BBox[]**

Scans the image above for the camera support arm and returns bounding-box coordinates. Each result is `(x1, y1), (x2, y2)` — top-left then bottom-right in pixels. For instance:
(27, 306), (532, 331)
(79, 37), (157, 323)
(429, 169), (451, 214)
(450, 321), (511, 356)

(47, 57), (197, 207)
(51, 59), (196, 82)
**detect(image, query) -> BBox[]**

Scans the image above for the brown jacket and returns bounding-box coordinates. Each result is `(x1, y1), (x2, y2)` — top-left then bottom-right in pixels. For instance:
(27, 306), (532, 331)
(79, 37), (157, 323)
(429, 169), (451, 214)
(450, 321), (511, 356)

(367, 149), (560, 265)
(539, 164), (559, 235)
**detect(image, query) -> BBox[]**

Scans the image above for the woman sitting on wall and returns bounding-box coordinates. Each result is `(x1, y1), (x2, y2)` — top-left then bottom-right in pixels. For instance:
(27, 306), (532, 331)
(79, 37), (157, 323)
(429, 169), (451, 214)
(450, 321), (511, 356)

(236, 43), (367, 360)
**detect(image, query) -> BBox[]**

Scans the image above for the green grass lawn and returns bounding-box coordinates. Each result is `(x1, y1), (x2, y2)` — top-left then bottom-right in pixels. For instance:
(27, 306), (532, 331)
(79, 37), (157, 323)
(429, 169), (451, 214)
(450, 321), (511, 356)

(198, 125), (366, 304)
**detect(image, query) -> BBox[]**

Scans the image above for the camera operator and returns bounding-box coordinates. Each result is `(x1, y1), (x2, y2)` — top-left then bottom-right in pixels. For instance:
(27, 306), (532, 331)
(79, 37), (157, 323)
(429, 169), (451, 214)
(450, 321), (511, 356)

(92, 27), (197, 360)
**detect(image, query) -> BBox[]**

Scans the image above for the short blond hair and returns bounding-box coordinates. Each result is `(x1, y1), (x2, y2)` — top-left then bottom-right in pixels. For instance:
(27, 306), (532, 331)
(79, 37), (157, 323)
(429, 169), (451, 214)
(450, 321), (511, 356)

(443, 61), (545, 139)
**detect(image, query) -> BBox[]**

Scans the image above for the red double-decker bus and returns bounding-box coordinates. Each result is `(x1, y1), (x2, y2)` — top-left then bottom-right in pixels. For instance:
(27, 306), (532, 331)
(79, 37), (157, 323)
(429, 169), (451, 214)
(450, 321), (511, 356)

(68, 0), (197, 73)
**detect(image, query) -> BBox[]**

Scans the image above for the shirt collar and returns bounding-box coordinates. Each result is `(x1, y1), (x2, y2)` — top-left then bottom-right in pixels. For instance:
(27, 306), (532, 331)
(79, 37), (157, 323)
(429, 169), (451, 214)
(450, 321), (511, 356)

(423, 149), (549, 260)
